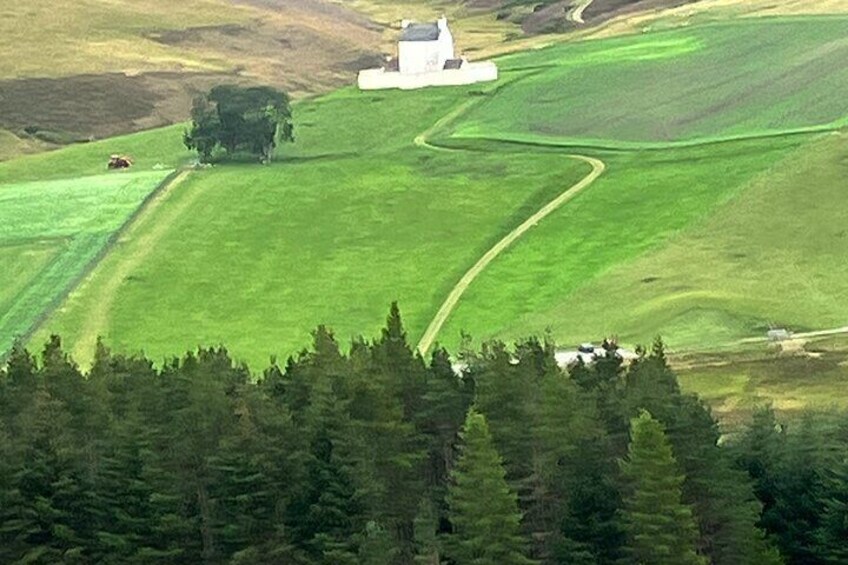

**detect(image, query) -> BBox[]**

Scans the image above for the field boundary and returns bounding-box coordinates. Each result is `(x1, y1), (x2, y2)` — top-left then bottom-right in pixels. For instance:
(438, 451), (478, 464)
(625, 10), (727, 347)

(3, 168), (188, 360)
(449, 121), (848, 152)
(70, 169), (198, 362)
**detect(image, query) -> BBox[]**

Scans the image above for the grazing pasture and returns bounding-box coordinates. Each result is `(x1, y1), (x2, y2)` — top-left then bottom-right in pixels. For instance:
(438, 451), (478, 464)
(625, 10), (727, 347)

(0, 172), (170, 355)
(449, 18), (848, 147)
(502, 133), (848, 352)
(36, 150), (587, 369)
(15, 15), (848, 390)
(0, 125), (190, 184)
(436, 135), (805, 350)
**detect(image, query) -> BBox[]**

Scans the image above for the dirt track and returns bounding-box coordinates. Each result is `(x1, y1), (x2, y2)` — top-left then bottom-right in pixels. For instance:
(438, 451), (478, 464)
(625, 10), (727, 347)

(415, 152), (605, 355)
(568, 0), (596, 24)
(70, 170), (194, 362)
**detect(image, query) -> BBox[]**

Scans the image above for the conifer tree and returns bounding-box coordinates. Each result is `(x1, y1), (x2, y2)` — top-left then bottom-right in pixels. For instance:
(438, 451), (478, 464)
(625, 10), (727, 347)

(626, 344), (780, 564)
(288, 370), (367, 563)
(817, 453), (848, 563)
(365, 303), (429, 558)
(413, 498), (441, 565)
(620, 410), (706, 565)
(0, 340), (38, 430)
(418, 347), (471, 497)
(445, 409), (534, 565)
(359, 520), (395, 564)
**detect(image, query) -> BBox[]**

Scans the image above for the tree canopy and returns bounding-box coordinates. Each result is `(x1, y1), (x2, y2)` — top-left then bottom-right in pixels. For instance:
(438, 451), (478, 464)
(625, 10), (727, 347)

(184, 84), (294, 163)
(4, 306), (848, 563)
(620, 410), (706, 565)
(445, 409), (533, 565)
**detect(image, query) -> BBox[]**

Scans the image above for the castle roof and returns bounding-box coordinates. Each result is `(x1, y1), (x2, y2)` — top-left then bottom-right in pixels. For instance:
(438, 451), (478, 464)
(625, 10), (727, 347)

(400, 22), (440, 42)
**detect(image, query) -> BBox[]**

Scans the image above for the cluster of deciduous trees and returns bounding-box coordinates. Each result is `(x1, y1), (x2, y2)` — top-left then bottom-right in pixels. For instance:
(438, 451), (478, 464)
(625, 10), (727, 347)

(184, 85), (294, 164)
(1, 304), (847, 563)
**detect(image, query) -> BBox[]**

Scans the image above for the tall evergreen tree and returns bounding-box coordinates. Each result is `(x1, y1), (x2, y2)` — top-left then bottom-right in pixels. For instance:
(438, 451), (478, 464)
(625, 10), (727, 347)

(0, 339), (38, 431)
(620, 410), (706, 565)
(445, 409), (534, 565)
(288, 369), (368, 564)
(418, 347), (472, 501)
(363, 303), (428, 559)
(624, 341), (781, 564)
(412, 498), (441, 565)
(816, 451), (848, 563)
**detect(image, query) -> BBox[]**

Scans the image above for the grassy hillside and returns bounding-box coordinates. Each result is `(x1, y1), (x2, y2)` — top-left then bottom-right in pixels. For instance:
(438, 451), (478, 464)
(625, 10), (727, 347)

(0, 171), (172, 354)
(437, 135), (806, 349)
(35, 150), (587, 368)
(0, 130), (47, 162)
(449, 18), (848, 147)
(0, 126), (190, 184)
(6, 15), (845, 387)
(504, 133), (848, 351)
(592, 0), (848, 38)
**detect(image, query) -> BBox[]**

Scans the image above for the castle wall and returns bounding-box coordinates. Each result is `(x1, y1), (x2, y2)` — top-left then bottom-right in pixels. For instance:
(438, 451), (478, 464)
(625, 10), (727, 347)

(436, 19), (454, 69)
(357, 61), (498, 90)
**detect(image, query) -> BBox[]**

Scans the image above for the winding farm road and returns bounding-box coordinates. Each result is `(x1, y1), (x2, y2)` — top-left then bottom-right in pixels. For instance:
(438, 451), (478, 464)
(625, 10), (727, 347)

(412, 92), (607, 355)
(567, 0), (595, 24)
(415, 153), (605, 355)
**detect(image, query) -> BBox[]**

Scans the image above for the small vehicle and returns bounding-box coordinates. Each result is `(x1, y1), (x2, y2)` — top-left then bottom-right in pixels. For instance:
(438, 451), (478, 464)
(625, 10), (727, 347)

(108, 155), (133, 169)
(577, 343), (595, 354)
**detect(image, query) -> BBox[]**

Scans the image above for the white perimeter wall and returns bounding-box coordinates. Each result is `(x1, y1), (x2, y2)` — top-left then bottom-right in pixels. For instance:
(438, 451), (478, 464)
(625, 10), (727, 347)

(437, 28), (454, 69)
(358, 61), (498, 90)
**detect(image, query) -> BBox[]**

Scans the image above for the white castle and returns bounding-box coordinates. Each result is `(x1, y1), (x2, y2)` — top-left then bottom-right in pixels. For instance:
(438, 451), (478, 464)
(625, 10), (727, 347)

(358, 17), (498, 90)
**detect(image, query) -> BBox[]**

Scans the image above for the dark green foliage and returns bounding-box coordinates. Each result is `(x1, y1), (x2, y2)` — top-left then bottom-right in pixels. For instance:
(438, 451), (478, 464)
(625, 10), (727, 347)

(0, 306), (842, 563)
(817, 451), (848, 563)
(444, 409), (534, 565)
(731, 407), (848, 564)
(624, 340), (782, 565)
(184, 84), (294, 163)
(620, 410), (706, 565)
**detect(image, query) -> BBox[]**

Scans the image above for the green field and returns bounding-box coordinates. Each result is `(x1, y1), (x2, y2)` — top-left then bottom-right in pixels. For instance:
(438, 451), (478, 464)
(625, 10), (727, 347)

(0, 171), (170, 354)
(449, 18), (848, 147)
(3, 16), (844, 388)
(0, 125), (190, 184)
(34, 148), (588, 368)
(436, 135), (808, 350)
(495, 133), (848, 352)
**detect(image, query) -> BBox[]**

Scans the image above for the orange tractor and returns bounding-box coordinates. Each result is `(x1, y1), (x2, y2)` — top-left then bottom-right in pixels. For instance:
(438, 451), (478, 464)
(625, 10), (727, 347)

(108, 154), (133, 169)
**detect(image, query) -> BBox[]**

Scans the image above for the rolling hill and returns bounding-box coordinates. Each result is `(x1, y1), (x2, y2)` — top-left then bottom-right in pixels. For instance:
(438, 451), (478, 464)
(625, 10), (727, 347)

(1, 14), (840, 368)
(0, 0), (382, 149)
(2, 3), (848, 423)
